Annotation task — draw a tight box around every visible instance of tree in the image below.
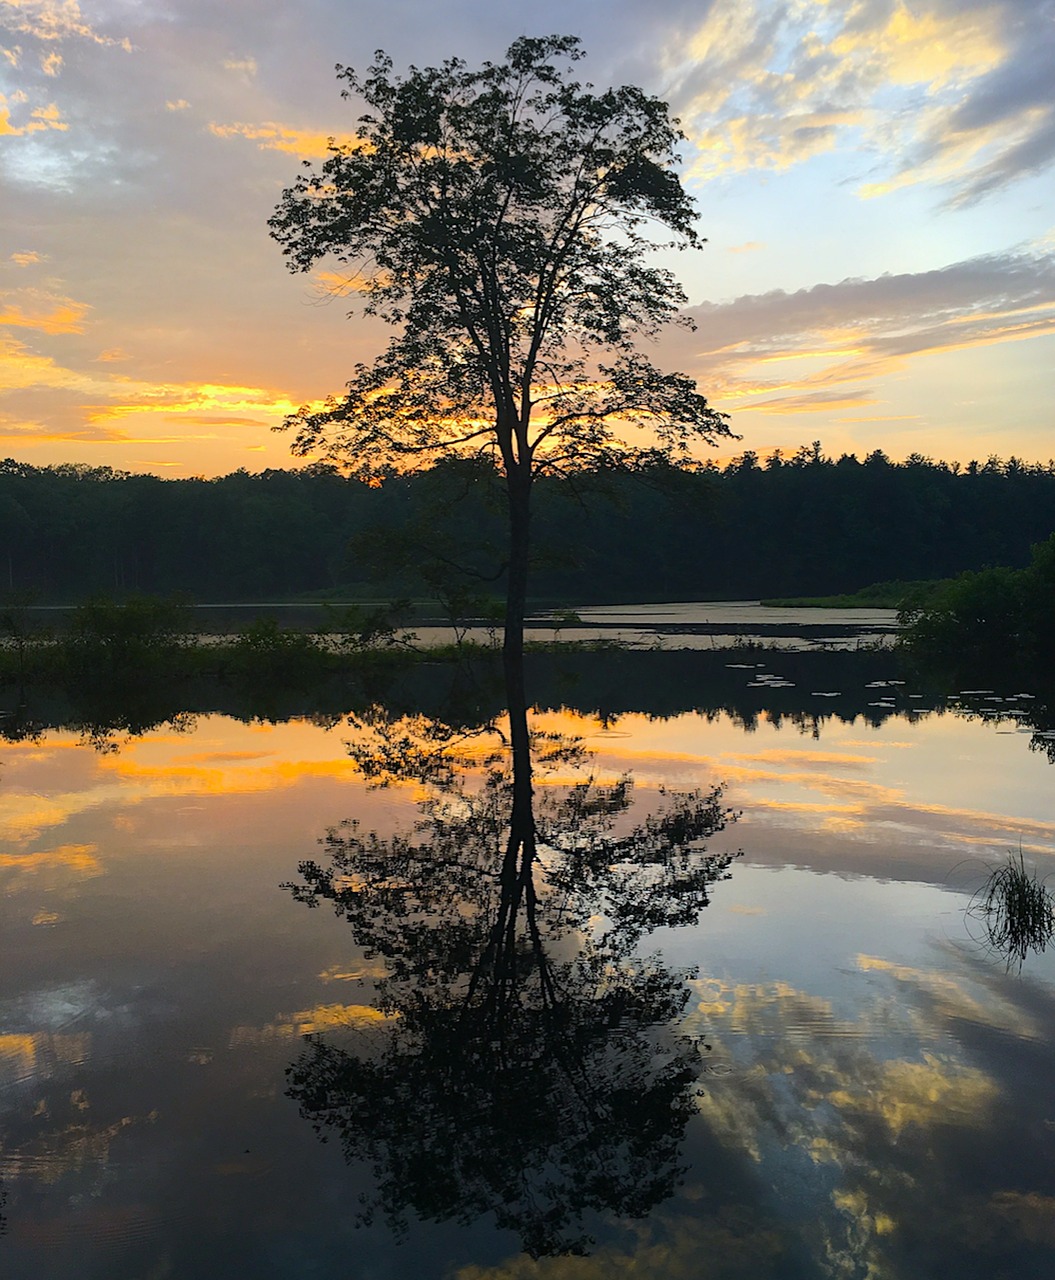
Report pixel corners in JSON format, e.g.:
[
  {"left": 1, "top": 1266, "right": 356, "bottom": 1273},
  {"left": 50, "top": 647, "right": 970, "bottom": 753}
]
[{"left": 269, "top": 34, "right": 734, "bottom": 732}]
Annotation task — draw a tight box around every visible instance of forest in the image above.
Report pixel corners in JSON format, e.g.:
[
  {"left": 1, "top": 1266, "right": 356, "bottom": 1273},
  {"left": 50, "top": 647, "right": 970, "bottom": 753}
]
[{"left": 1, "top": 445, "right": 1054, "bottom": 605}]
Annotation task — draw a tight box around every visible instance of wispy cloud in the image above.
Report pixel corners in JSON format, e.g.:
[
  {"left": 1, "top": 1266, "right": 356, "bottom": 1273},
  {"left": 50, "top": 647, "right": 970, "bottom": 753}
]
[
  {"left": 670, "top": 0, "right": 1054, "bottom": 205},
  {"left": 207, "top": 119, "right": 339, "bottom": 157},
  {"left": 222, "top": 55, "right": 258, "bottom": 79},
  {"left": 669, "top": 247, "right": 1055, "bottom": 414},
  {"left": 0, "top": 286, "right": 89, "bottom": 333},
  {"left": 0, "top": 0, "right": 132, "bottom": 51},
  {"left": 0, "top": 332, "right": 321, "bottom": 447}
]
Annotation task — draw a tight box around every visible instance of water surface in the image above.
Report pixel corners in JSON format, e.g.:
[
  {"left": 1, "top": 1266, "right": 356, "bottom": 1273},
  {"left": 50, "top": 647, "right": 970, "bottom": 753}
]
[{"left": 1, "top": 644, "right": 1053, "bottom": 1278}]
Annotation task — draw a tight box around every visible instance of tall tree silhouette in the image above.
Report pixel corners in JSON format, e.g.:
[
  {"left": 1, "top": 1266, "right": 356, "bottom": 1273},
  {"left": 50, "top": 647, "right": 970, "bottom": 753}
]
[{"left": 269, "top": 34, "right": 733, "bottom": 753}]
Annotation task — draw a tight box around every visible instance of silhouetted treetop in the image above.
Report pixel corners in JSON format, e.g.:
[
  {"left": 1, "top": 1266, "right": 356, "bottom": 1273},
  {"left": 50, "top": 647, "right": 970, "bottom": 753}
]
[{"left": 269, "top": 35, "right": 732, "bottom": 481}]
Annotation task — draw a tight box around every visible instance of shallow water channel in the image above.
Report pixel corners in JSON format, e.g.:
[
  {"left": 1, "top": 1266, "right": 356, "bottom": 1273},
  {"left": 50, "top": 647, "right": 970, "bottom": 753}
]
[{"left": 1, "top": 626, "right": 1054, "bottom": 1278}]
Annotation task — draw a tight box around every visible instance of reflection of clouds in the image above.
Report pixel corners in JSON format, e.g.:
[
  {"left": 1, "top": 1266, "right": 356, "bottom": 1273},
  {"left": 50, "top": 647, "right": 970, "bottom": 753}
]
[
  {"left": 451, "top": 1206, "right": 795, "bottom": 1278},
  {"left": 450, "top": 933, "right": 1021, "bottom": 1275},
  {"left": 989, "top": 1192, "right": 1055, "bottom": 1246},
  {"left": 505, "top": 708, "right": 1055, "bottom": 864},
  {"left": 0, "top": 796, "right": 83, "bottom": 841},
  {"left": 818, "top": 1050, "right": 997, "bottom": 1140},
  {"left": 679, "top": 966, "right": 1023, "bottom": 1276},
  {"left": 228, "top": 1003, "right": 391, "bottom": 1048},
  {"left": 856, "top": 954, "right": 1042, "bottom": 1041},
  {"left": 317, "top": 962, "right": 388, "bottom": 983},
  {"left": 724, "top": 749, "right": 879, "bottom": 768},
  {"left": 0, "top": 842, "right": 102, "bottom": 890},
  {"left": 0, "top": 1031, "right": 91, "bottom": 1090}
]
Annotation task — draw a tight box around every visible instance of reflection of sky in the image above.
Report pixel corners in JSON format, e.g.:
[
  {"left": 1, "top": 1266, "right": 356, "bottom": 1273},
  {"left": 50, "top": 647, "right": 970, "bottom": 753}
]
[
  {"left": 1, "top": 701, "right": 1054, "bottom": 1276},
  {"left": 536, "top": 706, "right": 1055, "bottom": 869}
]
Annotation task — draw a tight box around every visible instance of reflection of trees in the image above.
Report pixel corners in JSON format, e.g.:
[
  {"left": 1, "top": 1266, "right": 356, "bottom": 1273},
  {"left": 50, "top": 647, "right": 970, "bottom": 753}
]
[{"left": 284, "top": 695, "right": 738, "bottom": 1256}]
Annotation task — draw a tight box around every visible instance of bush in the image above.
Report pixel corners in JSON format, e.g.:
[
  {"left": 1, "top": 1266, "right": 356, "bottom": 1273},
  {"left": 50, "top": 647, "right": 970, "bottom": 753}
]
[
  {"left": 229, "top": 617, "right": 327, "bottom": 684},
  {"left": 63, "top": 594, "right": 190, "bottom": 677}
]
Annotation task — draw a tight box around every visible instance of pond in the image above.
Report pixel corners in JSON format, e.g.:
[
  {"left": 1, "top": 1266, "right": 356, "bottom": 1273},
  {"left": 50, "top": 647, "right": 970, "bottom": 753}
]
[{"left": 1, "top": 626, "right": 1054, "bottom": 1279}]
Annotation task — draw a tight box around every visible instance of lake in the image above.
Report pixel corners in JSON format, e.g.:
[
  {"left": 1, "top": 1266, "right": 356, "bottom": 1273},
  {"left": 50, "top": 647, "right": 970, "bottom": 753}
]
[{"left": 1, "top": 613, "right": 1053, "bottom": 1279}]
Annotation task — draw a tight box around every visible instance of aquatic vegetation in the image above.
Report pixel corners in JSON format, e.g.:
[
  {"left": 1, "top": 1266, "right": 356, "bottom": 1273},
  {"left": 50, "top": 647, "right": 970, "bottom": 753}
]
[{"left": 970, "top": 850, "right": 1055, "bottom": 971}]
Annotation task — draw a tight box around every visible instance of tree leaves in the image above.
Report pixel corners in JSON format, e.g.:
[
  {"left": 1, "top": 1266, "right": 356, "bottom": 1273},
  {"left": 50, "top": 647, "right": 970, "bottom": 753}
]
[{"left": 269, "top": 35, "right": 734, "bottom": 481}]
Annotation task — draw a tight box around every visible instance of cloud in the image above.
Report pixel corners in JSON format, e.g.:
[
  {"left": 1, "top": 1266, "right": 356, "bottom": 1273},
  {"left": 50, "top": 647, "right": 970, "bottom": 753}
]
[
  {"left": 8, "top": 250, "right": 44, "bottom": 267},
  {"left": 84, "top": 383, "right": 319, "bottom": 424},
  {"left": 0, "top": 286, "right": 90, "bottom": 334},
  {"left": 749, "top": 389, "right": 879, "bottom": 415},
  {"left": 207, "top": 119, "right": 341, "bottom": 157},
  {"left": 728, "top": 241, "right": 765, "bottom": 254},
  {"left": 0, "top": 0, "right": 132, "bottom": 52},
  {"left": 39, "top": 48, "right": 61, "bottom": 75},
  {"left": 0, "top": 334, "right": 325, "bottom": 452},
  {"left": 670, "top": 0, "right": 1054, "bottom": 205},
  {"left": 668, "top": 247, "right": 1055, "bottom": 415},
  {"left": 222, "top": 55, "right": 257, "bottom": 79},
  {"left": 165, "top": 98, "right": 190, "bottom": 112},
  {"left": 0, "top": 95, "right": 68, "bottom": 135}
]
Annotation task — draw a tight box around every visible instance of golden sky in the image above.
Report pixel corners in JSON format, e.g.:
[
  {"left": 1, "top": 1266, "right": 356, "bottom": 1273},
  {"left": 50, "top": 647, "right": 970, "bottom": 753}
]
[{"left": 1, "top": 0, "right": 1053, "bottom": 475}]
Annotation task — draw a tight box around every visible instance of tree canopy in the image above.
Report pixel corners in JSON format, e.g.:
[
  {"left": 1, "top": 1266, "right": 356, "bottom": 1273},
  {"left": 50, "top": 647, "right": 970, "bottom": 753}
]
[{"left": 268, "top": 34, "right": 733, "bottom": 482}]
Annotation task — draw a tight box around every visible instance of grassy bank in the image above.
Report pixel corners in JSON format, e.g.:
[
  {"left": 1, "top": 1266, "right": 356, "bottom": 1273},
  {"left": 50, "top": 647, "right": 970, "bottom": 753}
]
[{"left": 760, "top": 580, "right": 941, "bottom": 609}]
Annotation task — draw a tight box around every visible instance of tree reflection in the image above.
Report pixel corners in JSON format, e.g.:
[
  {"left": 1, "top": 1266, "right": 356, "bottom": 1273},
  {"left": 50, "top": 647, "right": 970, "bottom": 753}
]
[{"left": 283, "top": 682, "right": 738, "bottom": 1255}]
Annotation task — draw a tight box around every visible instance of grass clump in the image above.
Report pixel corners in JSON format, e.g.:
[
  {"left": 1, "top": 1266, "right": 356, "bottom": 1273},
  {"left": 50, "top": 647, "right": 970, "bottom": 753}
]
[{"left": 970, "top": 850, "right": 1055, "bottom": 971}]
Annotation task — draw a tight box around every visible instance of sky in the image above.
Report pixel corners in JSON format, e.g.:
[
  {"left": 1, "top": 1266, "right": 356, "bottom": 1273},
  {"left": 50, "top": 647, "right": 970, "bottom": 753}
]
[{"left": 1, "top": 0, "right": 1054, "bottom": 477}]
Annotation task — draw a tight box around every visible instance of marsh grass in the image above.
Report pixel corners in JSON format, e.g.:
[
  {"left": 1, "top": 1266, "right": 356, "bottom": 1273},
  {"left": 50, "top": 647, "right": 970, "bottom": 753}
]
[{"left": 970, "top": 849, "right": 1055, "bottom": 971}]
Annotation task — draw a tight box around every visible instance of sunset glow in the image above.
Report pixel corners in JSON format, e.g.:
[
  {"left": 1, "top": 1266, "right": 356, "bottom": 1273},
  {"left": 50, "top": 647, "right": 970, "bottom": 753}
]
[{"left": 0, "top": 0, "right": 1051, "bottom": 475}]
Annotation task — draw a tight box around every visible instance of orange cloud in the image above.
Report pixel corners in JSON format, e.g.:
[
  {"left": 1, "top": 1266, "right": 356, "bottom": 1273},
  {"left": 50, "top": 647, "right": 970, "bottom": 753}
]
[
  {"left": 0, "top": 0, "right": 133, "bottom": 51},
  {"left": 207, "top": 120, "right": 342, "bottom": 158},
  {"left": 0, "top": 95, "right": 67, "bottom": 135},
  {"left": 0, "top": 290, "right": 90, "bottom": 334}
]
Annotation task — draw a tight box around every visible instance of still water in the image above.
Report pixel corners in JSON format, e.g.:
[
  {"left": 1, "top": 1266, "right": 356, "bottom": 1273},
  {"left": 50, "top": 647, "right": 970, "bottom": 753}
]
[{"left": 1, "top": 641, "right": 1054, "bottom": 1279}]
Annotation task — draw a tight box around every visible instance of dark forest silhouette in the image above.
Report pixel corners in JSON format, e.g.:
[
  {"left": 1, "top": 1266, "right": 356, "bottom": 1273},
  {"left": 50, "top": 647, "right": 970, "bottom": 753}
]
[{"left": 1, "top": 448, "right": 1054, "bottom": 603}]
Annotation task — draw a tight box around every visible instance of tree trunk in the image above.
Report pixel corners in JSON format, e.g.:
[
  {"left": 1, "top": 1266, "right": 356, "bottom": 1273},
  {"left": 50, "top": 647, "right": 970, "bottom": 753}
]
[{"left": 503, "top": 464, "right": 532, "bottom": 816}]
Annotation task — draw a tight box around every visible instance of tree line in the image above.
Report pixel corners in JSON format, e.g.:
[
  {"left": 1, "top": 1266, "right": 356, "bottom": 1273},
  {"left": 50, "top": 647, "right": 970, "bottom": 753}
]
[{"left": 1, "top": 447, "right": 1053, "bottom": 604}]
